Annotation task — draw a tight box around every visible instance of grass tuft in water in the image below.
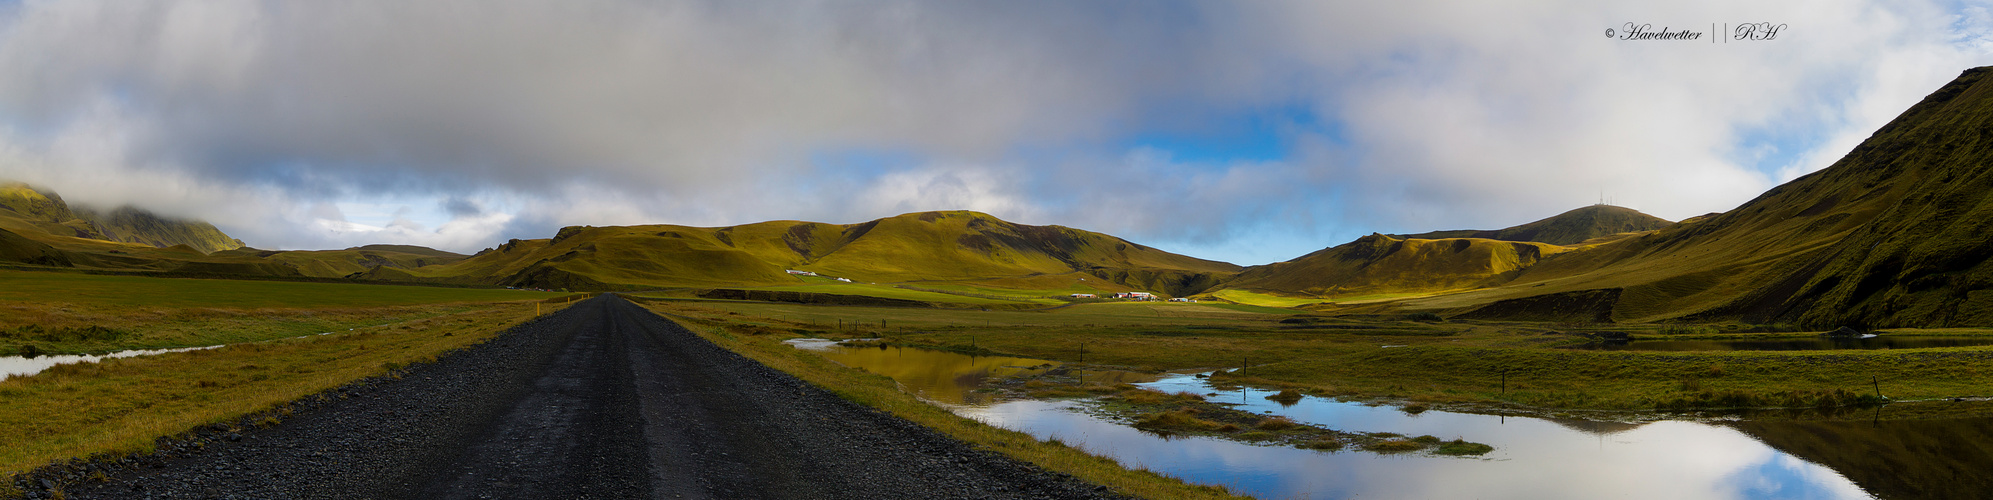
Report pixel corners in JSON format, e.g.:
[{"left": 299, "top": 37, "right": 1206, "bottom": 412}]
[
  {"left": 1435, "top": 439, "right": 1495, "bottom": 456},
  {"left": 1264, "top": 390, "right": 1304, "bottom": 405}
]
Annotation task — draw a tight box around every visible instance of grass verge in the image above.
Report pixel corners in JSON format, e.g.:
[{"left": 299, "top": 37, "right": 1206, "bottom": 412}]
[{"left": 0, "top": 301, "right": 565, "bottom": 480}]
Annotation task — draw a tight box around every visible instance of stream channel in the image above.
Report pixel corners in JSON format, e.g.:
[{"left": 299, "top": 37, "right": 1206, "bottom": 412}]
[
  {"left": 0, "top": 345, "right": 219, "bottom": 381},
  {"left": 0, "top": 326, "right": 380, "bottom": 381},
  {"left": 789, "top": 339, "right": 1993, "bottom": 499}
]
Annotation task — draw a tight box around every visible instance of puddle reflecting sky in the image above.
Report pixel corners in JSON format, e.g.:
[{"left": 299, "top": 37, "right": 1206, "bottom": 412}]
[
  {"left": 959, "top": 375, "right": 1874, "bottom": 500},
  {"left": 785, "top": 340, "right": 1990, "bottom": 499},
  {"left": 784, "top": 339, "right": 1057, "bottom": 405}
]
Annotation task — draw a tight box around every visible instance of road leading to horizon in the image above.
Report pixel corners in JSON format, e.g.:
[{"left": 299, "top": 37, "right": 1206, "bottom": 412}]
[{"left": 66, "top": 295, "right": 1124, "bottom": 499}]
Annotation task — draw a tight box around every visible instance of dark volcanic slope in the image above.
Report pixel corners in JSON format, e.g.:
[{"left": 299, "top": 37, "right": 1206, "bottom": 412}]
[{"left": 60, "top": 295, "right": 1123, "bottom": 500}]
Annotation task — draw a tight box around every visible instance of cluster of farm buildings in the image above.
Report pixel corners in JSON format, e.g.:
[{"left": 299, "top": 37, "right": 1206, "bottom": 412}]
[{"left": 1069, "top": 292, "right": 1194, "bottom": 302}]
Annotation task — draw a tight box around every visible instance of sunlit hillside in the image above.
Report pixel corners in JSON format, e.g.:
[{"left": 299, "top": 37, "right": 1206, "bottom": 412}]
[
  {"left": 374, "top": 210, "right": 1242, "bottom": 294},
  {"left": 1397, "top": 205, "right": 1673, "bottom": 246},
  {"left": 1330, "top": 66, "right": 1993, "bottom": 328}
]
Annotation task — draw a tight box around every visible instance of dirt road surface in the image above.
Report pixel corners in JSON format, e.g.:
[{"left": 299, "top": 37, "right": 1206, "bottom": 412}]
[{"left": 54, "top": 295, "right": 1126, "bottom": 499}]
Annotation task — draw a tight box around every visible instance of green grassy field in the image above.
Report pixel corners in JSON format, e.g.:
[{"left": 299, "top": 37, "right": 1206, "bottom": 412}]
[
  {"left": 731, "top": 279, "right": 1056, "bottom": 306},
  {"left": 0, "top": 269, "right": 557, "bottom": 308},
  {"left": 637, "top": 298, "right": 1286, "bottom": 333},
  {"left": 896, "top": 282, "right": 1081, "bottom": 303},
  {"left": 1208, "top": 289, "right": 1321, "bottom": 308},
  {"left": 0, "top": 270, "right": 570, "bottom": 355}
]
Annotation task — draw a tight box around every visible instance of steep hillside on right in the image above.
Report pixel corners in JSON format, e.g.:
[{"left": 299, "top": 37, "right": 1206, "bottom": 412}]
[
  {"left": 1740, "top": 65, "right": 1993, "bottom": 327},
  {"left": 1395, "top": 65, "right": 1993, "bottom": 327}
]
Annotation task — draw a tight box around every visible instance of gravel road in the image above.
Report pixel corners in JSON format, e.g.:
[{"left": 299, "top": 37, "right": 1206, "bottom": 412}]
[{"left": 45, "top": 295, "right": 1127, "bottom": 499}]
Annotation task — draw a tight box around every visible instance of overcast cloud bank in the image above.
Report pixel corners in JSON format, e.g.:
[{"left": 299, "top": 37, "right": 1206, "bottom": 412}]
[{"left": 0, "top": 0, "right": 1987, "bottom": 263}]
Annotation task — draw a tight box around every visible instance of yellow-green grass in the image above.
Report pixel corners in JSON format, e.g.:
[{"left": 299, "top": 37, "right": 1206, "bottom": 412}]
[
  {"left": 1196, "top": 302, "right": 1298, "bottom": 315},
  {"left": 639, "top": 301, "right": 1242, "bottom": 499},
  {"left": 0, "top": 301, "right": 563, "bottom": 478},
  {"left": 1209, "top": 289, "right": 1320, "bottom": 308},
  {"left": 1, "top": 302, "right": 495, "bottom": 356},
  {"left": 0, "top": 269, "right": 561, "bottom": 309},
  {"left": 729, "top": 281, "right": 1048, "bottom": 306},
  {"left": 0, "top": 270, "right": 570, "bottom": 355},
  {"left": 1323, "top": 291, "right": 1457, "bottom": 304},
  {"left": 635, "top": 299, "right": 1287, "bottom": 337},
  {"left": 1203, "top": 338, "right": 1993, "bottom": 411},
  {"left": 896, "top": 282, "right": 1084, "bottom": 303}
]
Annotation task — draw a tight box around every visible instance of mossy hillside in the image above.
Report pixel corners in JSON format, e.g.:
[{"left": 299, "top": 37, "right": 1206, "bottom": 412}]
[
  {"left": 0, "top": 183, "right": 242, "bottom": 254},
  {"left": 0, "top": 209, "right": 470, "bottom": 281},
  {"left": 1398, "top": 205, "right": 1674, "bottom": 246},
  {"left": 396, "top": 210, "right": 1241, "bottom": 293},
  {"left": 1496, "top": 65, "right": 1993, "bottom": 327},
  {"left": 211, "top": 247, "right": 469, "bottom": 278},
  {"left": 69, "top": 205, "right": 243, "bottom": 254},
  {"left": 1225, "top": 233, "right": 1567, "bottom": 299}
]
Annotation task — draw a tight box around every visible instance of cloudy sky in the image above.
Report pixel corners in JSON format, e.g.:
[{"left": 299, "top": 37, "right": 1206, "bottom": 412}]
[{"left": 1, "top": 1, "right": 1989, "bottom": 264}]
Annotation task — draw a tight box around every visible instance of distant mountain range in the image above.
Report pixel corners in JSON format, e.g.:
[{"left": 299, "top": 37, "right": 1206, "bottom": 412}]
[{"left": 9, "top": 66, "right": 1993, "bottom": 328}]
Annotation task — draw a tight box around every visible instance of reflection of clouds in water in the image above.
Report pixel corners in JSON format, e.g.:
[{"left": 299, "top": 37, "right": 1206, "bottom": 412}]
[
  {"left": 958, "top": 376, "right": 1871, "bottom": 500},
  {"left": 1725, "top": 454, "right": 1871, "bottom": 500},
  {"left": 804, "top": 348, "right": 1876, "bottom": 499}
]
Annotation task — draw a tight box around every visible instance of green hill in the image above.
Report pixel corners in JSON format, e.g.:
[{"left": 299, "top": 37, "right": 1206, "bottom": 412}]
[
  {"left": 207, "top": 246, "right": 470, "bottom": 278},
  {"left": 1222, "top": 233, "right": 1570, "bottom": 299},
  {"left": 0, "top": 182, "right": 474, "bottom": 280},
  {"left": 347, "top": 244, "right": 468, "bottom": 259},
  {"left": 0, "top": 183, "right": 243, "bottom": 254},
  {"left": 1398, "top": 205, "right": 1673, "bottom": 245},
  {"left": 391, "top": 211, "right": 1241, "bottom": 294}
]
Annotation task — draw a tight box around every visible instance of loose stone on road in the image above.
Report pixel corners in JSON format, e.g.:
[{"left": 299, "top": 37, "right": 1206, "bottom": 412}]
[{"left": 64, "top": 295, "right": 1125, "bottom": 499}]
